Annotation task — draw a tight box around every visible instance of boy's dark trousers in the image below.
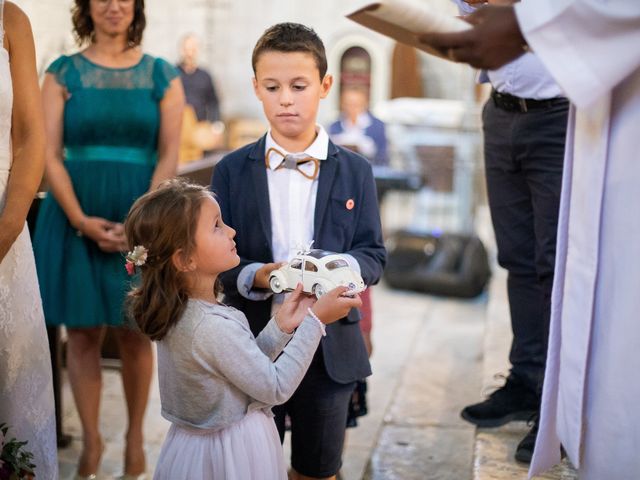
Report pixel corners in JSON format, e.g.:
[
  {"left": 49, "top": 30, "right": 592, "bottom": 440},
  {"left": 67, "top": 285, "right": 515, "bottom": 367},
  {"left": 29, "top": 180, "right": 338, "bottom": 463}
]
[{"left": 272, "top": 349, "right": 356, "bottom": 477}]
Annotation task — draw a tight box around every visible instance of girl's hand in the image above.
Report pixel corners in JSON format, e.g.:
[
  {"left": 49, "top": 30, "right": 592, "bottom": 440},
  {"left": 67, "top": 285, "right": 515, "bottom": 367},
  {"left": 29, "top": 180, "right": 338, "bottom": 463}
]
[
  {"left": 275, "top": 283, "right": 315, "bottom": 333},
  {"left": 311, "top": 286, "right": 363, "bottom": 325}
]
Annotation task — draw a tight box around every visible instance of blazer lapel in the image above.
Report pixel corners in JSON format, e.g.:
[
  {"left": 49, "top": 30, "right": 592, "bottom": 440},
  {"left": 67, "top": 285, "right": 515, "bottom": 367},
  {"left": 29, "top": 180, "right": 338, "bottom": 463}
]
[
  {"left": 314, "top": 141, "right": 339, "bottom": 237},
  {"left": 248, "top": 136, "right": 273, "bottom": 252}
]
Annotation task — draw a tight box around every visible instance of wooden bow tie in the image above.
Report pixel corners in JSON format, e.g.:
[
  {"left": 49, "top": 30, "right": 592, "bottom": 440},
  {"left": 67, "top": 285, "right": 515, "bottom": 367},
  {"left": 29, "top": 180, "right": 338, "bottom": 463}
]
[{"left": 266, "top": 147, "right": 319, "bottom": 180}]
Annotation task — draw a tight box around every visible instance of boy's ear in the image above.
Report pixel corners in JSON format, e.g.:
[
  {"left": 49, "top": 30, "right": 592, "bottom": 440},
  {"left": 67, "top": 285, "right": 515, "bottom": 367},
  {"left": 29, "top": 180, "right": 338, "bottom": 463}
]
[
  {"left": 171, "top": 248, "right": 195, "bottom": 273},
  {"left": 320, "top": 74, "right": 333, "bottom": 99},
  {"left": 252, "top": 77, "right": 260, "bottom": 99}
]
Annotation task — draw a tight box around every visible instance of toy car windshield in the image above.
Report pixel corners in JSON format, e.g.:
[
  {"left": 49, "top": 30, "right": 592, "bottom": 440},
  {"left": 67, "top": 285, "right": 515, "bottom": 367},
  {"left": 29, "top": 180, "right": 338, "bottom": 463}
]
[{"left": 325, "top": 259, "right": 349, "bottom": 270}]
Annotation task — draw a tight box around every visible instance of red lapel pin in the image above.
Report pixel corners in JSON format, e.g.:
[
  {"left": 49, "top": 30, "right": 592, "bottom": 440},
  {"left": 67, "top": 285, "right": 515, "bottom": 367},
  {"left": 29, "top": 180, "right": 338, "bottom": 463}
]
[{"left": 346, "top": 198, "right": 355, "bottom": 210}]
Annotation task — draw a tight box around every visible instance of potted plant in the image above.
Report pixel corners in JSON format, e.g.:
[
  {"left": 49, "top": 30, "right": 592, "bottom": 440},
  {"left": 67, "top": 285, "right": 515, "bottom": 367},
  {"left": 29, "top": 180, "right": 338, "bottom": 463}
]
[{"left": 0, "top": 423, "right": 35, "bottom": 480}]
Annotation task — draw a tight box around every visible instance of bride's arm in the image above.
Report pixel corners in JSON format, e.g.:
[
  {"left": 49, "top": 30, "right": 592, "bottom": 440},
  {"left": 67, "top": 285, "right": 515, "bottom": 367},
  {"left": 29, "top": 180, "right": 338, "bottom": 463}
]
[{"left": 0, "top": 2, "right": 45, "bottom": 262}]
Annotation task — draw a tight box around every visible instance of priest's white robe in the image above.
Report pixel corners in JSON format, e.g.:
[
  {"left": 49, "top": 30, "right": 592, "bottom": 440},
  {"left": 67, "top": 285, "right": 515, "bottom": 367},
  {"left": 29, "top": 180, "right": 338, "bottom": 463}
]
[{"left": 514, "top": 1, "right": 640, "bottom": 478}]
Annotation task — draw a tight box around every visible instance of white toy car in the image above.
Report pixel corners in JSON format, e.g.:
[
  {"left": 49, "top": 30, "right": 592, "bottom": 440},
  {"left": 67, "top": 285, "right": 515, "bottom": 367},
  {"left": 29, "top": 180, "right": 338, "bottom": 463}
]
[{"left": 269, "top": 249, "right": 366, "bottom": 298}]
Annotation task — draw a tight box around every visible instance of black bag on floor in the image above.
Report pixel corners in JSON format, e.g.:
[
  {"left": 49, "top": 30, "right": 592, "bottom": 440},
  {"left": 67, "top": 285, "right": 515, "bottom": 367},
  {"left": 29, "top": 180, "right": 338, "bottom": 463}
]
[{"left": 384, "top": 230, "right": 491, "bottom": 298}]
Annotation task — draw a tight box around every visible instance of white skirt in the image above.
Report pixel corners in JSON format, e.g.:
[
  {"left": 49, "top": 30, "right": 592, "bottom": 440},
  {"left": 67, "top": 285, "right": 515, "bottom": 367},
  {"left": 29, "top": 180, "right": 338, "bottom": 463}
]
[{"left": 153, "top": 410, "right": 287, "bottom": 480}]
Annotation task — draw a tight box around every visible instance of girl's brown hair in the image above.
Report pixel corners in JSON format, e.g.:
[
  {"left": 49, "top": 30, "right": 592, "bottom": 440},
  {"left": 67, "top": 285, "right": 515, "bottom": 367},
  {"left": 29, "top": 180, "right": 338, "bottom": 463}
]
[
  {"left": 124, "top": 179, "right": 218, "bottom": 341},
  {"left": 72, "top": 0, "right": 146, "bottom": 47}
]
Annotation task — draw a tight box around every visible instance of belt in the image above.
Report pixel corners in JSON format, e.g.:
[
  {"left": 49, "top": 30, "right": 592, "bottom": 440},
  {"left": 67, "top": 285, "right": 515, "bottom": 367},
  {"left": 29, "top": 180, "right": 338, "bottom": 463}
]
[
  {"left": 491, "top": 89, "right": 568, "bottom": 113},
  {"left": 64, "top": 146, "right": 157, "bottom": 165}
]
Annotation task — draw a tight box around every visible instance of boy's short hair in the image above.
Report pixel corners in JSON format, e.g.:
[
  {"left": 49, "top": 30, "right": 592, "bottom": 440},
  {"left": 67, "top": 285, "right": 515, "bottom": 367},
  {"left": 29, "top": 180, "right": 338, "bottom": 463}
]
[{"left": 252, "top": 23, "right": 328, "bottom": 78}]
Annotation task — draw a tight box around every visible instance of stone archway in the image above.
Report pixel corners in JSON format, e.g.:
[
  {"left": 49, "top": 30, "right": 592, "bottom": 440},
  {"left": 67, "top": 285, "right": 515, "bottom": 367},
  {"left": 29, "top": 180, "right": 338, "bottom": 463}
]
[{"left": 326, "top": 35, "right": 389, "bottom": 121}]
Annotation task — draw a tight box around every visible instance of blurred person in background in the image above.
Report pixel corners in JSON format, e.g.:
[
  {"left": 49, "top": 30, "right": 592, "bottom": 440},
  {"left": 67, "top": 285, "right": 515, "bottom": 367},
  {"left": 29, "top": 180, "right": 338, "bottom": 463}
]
[
  {"left": 328, "top": 86, "right": 388, "bottom": 167},
  {"left": 177, "top": 33, "right": 222, "bottom": 124},
  {"left": 177, "top": 33, "right": 224, "bottom": 162},
  {"left": 0, "top": 1, "right": 58, "bottom": 478},
  {"left": 328, "top": 86, "right": 388, "bottom": 436},
  {"left": 32, "top": 0, "right": 184, "bottom": 478}
]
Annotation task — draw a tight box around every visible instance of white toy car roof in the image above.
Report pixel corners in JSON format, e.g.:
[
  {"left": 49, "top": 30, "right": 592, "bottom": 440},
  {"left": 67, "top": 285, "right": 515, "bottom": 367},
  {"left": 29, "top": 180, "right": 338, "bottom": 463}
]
[
  {"left": 299, "top": 249, "right": 337, "bottom": 259},
  {"left": 295, "top": 249, "right": 348, "bottom": 264}
]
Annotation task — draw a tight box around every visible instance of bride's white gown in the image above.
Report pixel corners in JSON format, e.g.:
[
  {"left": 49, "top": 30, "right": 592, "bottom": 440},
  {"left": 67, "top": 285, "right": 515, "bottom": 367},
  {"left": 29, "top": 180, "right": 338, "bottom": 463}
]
[{"left": 0, "top": 3, "right": 58, "bottom": 478}]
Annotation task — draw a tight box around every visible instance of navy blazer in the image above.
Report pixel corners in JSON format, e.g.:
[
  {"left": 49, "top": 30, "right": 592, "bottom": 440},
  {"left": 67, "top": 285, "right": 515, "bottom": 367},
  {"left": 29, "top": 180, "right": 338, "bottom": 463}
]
[{"left": 211, "top": 135, "right": 386, "bottom": 383}]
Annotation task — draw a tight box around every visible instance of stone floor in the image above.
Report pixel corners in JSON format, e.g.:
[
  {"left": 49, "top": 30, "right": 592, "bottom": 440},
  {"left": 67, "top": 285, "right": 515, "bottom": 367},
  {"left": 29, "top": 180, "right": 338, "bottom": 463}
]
[
  {"left": 56, "top": 272, "right": 576, "bottom": 480},
  {"left": 56, "top": 201, "right": 577, "bottom": 479}
]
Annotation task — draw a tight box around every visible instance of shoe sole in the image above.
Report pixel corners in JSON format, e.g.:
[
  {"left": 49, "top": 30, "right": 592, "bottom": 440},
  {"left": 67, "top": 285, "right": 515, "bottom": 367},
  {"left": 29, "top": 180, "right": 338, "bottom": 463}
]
[
  {"left": 515, "top": 449, "right": 533, "bottom": 464},
  {"left": 460, "top": 409, "right": 536, "bottom": 428}
]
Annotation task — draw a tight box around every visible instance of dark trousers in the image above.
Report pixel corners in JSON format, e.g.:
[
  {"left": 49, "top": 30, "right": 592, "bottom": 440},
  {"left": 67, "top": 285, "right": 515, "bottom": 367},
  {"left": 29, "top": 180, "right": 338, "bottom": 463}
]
[
  {"left": 483, "top": 98, "right": 569, "bottom": 393},
  {"left": 273, "top": 348, "right": 355, "bottom": 478}
]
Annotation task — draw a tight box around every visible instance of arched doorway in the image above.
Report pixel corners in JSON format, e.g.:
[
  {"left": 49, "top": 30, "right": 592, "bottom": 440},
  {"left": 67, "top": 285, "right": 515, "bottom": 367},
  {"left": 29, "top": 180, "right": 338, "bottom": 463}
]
[{"left": 339, "top": 46, "right": 372, "bottom": 104}]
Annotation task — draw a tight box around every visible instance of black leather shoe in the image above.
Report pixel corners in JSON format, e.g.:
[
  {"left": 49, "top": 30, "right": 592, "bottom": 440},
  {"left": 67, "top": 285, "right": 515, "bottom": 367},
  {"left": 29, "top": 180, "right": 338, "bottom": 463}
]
[
  {"left": 460, "top": 374, "right": 538, "bottom": 427},
  {"left": 515, "top": 414, "right": 539, "bottom": 464}
]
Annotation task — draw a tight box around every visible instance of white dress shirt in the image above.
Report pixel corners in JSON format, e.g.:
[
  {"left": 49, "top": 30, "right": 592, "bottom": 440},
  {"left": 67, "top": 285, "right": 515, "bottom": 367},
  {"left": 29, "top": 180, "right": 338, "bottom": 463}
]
[
  {"left": 454, "top": 0, "right": 564, "bottom": 99},
  {"left": 237, "top": 126, "right": 327, "bottom": 304},
  {"left": 265, "top": 127, "right": 329, "bottom": 264},
  {"left": 236, "top": 126, "right": 362, "bottom": 304}
]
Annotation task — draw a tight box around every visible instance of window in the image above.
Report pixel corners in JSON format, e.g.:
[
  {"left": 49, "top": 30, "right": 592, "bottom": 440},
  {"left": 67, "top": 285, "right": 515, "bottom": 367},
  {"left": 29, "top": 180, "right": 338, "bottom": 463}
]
[
  {"left": 325, "top": 259, "right": 348, "bottom": 270},
  {"left": 290, "top": 259, "right": 302, "bottom": 270},
  {"left": 305, "top": 261, "right": 318, "bottom": 272}
]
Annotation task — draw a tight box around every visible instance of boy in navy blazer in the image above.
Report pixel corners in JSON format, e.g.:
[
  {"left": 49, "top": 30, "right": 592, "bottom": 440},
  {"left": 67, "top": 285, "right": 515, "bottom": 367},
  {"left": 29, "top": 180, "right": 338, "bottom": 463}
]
[{"left": 211, "top": 23, "right": 386, "bottom": 480}]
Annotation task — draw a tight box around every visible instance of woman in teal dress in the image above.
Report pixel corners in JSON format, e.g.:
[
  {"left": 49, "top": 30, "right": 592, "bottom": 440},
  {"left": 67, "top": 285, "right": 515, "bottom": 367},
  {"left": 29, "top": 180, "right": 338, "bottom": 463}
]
[{"left": 33, "top": 0, "right": 184, "bottom": 478}]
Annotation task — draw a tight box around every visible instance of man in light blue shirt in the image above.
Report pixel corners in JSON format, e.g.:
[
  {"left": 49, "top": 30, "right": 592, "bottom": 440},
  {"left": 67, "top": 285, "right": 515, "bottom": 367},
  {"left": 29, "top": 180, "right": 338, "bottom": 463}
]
[{"left": 451, "top": 0, "right": 569, "bottom": 464}]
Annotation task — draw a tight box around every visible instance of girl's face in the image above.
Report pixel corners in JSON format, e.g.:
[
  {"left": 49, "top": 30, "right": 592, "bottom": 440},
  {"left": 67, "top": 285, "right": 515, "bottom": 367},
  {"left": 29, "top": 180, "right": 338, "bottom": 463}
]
[
  {"left": 89, "top": 0, "right": 135, "bottom": 37},
  {"left": 189, "top": 197, "right": 239, "bottom": 278}
]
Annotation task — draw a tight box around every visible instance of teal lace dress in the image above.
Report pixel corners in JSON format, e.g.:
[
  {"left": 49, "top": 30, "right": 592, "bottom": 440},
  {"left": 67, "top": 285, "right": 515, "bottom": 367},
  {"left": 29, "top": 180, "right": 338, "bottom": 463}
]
[{"left": 33, "top": 53, "right": 179, "bottom": 328}]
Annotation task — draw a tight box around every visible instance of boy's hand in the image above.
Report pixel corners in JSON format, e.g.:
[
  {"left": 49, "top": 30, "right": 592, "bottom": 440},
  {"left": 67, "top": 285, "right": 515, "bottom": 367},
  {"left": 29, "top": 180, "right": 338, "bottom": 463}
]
[
  {"left": 275, "top": 283, "right": 316, "bottom": 333},
  {"left": 311, "top": 286, "right": 362, "bottom": 325},
  {"left": 254, "top": 262, "right": 286, "bottom": 289}
]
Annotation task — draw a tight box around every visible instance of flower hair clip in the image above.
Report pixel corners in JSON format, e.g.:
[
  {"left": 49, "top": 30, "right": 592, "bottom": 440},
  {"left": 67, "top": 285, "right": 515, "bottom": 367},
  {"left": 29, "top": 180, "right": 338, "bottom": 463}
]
[{"left": 125, "top": 245, "right": 148, "bottom": 276}]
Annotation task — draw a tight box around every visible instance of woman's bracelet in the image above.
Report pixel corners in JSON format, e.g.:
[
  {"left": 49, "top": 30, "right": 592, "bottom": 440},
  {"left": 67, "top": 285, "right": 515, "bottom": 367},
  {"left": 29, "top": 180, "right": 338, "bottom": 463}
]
[
  {"left": 307, "top": 308, "right": 326, "bottom": 337},
  {"left": 74, "top": 217, "right": 86, "bottom": 237}
]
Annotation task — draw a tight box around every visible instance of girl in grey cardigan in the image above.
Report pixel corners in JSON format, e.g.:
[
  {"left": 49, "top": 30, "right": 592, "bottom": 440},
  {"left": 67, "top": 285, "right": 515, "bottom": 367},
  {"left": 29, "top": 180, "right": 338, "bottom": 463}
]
[{"left": 124, "top": 180, "right": 361, "bottom": 480}]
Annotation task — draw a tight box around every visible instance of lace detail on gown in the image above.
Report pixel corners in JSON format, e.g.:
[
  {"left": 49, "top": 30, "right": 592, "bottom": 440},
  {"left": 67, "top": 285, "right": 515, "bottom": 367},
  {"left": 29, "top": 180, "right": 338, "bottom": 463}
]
[{"left": 0, "top": 1, "right": 59, "bottom": 477}]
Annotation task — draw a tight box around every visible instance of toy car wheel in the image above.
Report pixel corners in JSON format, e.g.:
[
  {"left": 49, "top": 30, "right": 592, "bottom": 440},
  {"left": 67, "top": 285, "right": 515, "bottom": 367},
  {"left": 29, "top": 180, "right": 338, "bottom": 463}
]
[
  {"left": 270, "top": 275, "right": 284, "bottom": 294},
  {"left": 312, "top": 283, "right": 326, "bottom": 299}
]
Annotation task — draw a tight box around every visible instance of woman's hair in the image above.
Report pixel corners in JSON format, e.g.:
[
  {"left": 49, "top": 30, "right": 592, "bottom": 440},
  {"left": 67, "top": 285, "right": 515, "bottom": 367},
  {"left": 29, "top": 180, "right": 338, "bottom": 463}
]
[
  {"left": 72, "top": 0, "right": 146, "bottom": 47},
  {"left": 124, "top": 179, "right": 218, "bottom": 341}
]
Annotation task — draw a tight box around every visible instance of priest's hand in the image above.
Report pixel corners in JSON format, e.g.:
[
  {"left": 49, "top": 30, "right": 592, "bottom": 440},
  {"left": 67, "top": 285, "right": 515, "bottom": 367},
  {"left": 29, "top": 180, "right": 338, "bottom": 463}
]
[{"left": 417, "top": 5, "right": 528, "bottom": 70}]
